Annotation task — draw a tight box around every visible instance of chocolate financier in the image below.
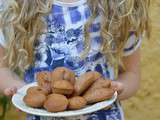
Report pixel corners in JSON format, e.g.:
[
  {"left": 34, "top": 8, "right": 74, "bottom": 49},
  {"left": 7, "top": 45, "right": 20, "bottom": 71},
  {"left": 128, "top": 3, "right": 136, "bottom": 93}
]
[
  {"left": 52, "top": 80, "right": 74, "bottom": 95},
  {"left": 68, "top": 96, "right": 87, "bottom": 110},
  {"left": 44, "top": 94, "right": 68, "bottom": 112},
  {"left": 36, "top": 71, "right": 52, "bottom": 93},
  {"left": 83, "top": 88, "right": 114, "bottom": 104},
  {"left": 51, "top": 67, "right": 75, "bottom": 84},
  {"left": 23, "top": 92, "right": 46, "bottom": 108},
  {"left": 74, "top": 71, "right": 101, "bottom": 96}
]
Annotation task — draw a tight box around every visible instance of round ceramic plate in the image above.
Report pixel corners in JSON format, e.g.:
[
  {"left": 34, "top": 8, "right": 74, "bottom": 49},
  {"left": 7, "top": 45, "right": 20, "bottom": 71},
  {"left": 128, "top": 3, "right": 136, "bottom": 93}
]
[{"left": 12, "top": 82, "right": 117, "bottom": 117}]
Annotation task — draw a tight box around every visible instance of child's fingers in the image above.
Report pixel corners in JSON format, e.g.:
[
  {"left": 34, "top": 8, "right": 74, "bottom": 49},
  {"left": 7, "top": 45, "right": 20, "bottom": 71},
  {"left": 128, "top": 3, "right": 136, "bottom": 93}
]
[
  {"left": 10, "top": 87, "right": 17, "bottom": 94},
  {"left": 4, "top": 88, "right": 11, "bottom": 96},
  {"left": 4, "top": 87, "right": 17, "bottom": 97},
  {"left": 110, "top": 81, "right": 124, "bottom": 94},
  {"left": 4, "top": 89, "right": 15, "bottom": 97}
]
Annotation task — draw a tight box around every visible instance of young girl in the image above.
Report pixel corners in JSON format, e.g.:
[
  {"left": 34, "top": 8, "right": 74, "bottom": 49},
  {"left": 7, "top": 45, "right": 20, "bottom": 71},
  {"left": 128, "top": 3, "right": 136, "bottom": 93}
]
[{"left": 0, "top": 0, "right": 150, "bottom": 120}]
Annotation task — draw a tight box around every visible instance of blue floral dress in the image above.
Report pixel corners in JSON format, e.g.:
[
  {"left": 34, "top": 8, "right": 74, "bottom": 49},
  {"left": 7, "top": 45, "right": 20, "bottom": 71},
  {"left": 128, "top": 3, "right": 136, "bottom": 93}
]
[{"left": 0, "top": 0, "right": 142, "bottom": 120}]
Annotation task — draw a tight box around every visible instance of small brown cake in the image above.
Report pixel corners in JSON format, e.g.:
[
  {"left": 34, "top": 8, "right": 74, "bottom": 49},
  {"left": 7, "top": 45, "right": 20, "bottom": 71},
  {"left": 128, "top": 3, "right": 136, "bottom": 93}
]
[
  {"left": 83, "top": 78, "right": 111, "bottom": 95},
  {"left": 68, "top": 96, "right": 87, "bottom": 110},
  {"left": 27, "top": 86, "right": 49, "bottom": 96},
  {"left": 51, "top": 67, "right": 75, "bottom": 84},
  {"left": 74, "top": 72, "right": 97, "bottom": 95},
  {"left": 89, "top": 71, "right": 102, "bottom": 80},
  {"left": 52, "top": 80, "right": 74, "bottom": 95},
  {"left": 36, "top": 71, "right": 52, "bottom": 93},
  {"left": 23, "top": 92, "right": 46, "bottom": 108},
  {"left": 83, "top": 88, "right": 114, "bottom": 104},
  {"left": 36, "top": 71, "right": 52, "bottom": 82},
  {"left": 44, "top": 94, "right": 68, "bottom": 112}
]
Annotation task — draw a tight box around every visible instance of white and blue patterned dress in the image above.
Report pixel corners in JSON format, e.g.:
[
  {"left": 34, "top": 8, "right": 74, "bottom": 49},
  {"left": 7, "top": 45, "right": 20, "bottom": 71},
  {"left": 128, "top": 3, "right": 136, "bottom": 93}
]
[{"left": 0, "top": 0, "right": 142, "bottom": 120}]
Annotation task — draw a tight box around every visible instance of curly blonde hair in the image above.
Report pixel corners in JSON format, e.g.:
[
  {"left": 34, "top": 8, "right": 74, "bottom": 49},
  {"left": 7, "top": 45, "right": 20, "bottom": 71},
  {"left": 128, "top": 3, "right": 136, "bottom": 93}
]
[{"left": 0, "top": 0, "right": 150, "bottom": 74}]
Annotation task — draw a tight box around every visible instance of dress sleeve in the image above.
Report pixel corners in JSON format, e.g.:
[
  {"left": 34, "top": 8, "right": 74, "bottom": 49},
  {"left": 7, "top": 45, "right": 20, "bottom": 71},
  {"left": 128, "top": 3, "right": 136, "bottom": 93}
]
[{"left": 123, "top": 31, "right": 143, "bottom": 56}]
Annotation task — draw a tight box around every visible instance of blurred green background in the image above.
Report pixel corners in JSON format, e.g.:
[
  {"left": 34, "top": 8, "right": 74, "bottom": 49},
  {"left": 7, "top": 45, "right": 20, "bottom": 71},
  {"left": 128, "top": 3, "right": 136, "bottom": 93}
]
[{"left": 0, "top": 0, "right": 160, "bottom": 120}]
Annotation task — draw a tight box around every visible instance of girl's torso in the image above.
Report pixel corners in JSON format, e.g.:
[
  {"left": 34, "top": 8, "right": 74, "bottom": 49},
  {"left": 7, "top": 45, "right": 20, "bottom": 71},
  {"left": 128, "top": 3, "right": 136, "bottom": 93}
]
[
  {"left": 24, "top": 0, "right": 125, "bottom": 120},
  {"left": 24, "top": 0, "right": 115, "bottom": 83}
]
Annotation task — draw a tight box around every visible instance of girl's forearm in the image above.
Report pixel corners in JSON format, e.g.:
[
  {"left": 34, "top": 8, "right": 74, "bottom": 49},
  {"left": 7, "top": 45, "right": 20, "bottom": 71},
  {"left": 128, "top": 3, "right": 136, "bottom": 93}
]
[
  {"left": 117, "top": 71, "right": 140, "bottom": 100},
  {"left": 0, "top": 67, "right": 25, "bottom": 94}
]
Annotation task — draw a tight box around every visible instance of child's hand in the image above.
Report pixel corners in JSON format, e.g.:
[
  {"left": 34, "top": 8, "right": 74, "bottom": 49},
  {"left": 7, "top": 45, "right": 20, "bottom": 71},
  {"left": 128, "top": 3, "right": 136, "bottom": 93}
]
[
  {"left": 3, "top": 82, "right": 25, "bottom": 97},
  {"left": 110, "top": 81, "right": 124, "bottom": 95},
  {"left": 4, "top": 85, "right": 24, "bottom": 112},
  {"left": 3, "top": 86, "right": 18, "bottom": 97}
]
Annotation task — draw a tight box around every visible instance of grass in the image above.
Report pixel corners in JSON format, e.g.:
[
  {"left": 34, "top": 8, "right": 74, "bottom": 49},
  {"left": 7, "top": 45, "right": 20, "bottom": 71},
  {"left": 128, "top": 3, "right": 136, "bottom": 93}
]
[{"left": 0, "top": 96, "right": 9, "bottom": 120}]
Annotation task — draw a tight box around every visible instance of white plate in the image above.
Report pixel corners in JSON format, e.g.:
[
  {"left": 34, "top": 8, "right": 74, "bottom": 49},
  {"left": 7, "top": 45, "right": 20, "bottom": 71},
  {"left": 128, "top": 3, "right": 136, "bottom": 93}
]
[{"left": 12, "top": 82, "right": 117, "bottom": 117}]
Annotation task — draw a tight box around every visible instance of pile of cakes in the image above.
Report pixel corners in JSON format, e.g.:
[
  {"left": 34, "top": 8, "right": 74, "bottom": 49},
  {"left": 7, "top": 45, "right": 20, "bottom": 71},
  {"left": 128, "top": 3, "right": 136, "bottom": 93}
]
[{"left": 23, "top": 67, "right": 114, "bottom": 112}]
